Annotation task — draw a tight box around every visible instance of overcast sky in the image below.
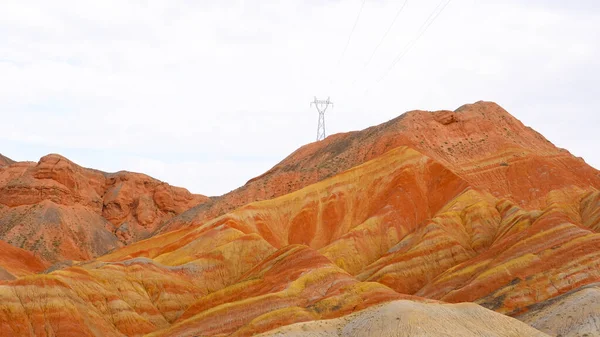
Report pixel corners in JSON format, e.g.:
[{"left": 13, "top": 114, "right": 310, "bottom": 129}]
[{"left": 1, "top": 0, "right": 599, "bottom": 196}]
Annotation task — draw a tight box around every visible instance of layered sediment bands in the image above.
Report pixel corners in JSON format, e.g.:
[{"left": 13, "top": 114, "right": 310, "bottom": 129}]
[
  {"left": 158, "top": 101, "right": 600, "bottom": 234},
  {"left": 0, "top": 222, "right": 277, "bottom": 336},
  {"left": 354, "top": 189, "right": 547, "bottom": 295},
  {"left": 0, "top": 263, "right": 200, "bottom": 336},
  {"left": 257, "top": 300, "right": 549, "bottom": 337},
  {"left": 97, "top": 223, "right": 278, "bottom": 295},
  {"left": 93, "top": 133, "right": 600, "bottom": 335},
  {"left": 104, "top": 146, "right": 470, "bottom": 277},
  {"left": 1, "top": 101, "right": 600, "bottom": 336},
  {"left": 355, "top": 190, "right": 494, "bottom": 294},
  {"left": 0, "top": 154, "right": 208, "bottom": 261},
  {"left": 147, "top": 245, "right": 416, "bottom": 337},
  {"left": 581, "top": 190, "right": 600, "bottom": 231},
  {"left": 0, "top": 240, "right": 49, "bottom": 280},
  {"left": 416, "top": 192, "right": 600, "bottom": 315},
  {"left": 0, "top": 225, "right": 410, "bottom": 336}
]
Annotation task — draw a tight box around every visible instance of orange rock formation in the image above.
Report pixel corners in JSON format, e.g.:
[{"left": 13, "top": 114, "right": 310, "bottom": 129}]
[
  {"left": 0, "top": 101, "right": 599, "bottom": 336},
  {"left": 0, "top": 239, "right": 49, "bottom": 280},
  {"left": 0, "top": 154, "right": 208, "bottom": 262},
  {"left": 158, "top": 101, "right": 600, "bottom": 234}
]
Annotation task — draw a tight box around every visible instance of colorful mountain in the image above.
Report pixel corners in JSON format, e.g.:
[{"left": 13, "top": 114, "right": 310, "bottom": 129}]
[{"left": 0, "top": 101, "right": 599, "bottom": 336}]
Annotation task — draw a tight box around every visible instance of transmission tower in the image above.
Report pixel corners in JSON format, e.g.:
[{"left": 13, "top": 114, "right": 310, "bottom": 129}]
[{"left": 310, "top": 97, "right": 333, "bottom": 141}]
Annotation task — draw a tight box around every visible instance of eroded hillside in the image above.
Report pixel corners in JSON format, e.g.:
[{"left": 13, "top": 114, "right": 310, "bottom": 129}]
[
  {"left": 0, "top": 154, "right": 208, "bottom": 263},
  {"left": 158, "top": 101, "right": 600, "bottom": 234},
  {"left": 0, "top": 101, "right": 599, "bottom": 336}
]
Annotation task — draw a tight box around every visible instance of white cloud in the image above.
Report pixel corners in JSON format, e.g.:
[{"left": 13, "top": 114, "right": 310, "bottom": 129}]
[{"left": 1, "top": 0, "right": 599, "bottom": 195}]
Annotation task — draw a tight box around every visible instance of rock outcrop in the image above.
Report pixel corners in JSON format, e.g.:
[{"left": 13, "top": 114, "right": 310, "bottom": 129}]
[{"left": 0, "top": 154, "right": 208, "bottom": 262}]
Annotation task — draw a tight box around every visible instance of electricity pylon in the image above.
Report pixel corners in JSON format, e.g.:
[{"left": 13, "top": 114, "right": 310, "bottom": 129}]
[{"left": 310, "top": 97, "right": 333, "bottom": 141}]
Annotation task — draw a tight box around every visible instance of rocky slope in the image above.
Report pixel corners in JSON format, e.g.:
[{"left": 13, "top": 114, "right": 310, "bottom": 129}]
[
  {"left": 0, "top": 101, "right": 599, "bottom": 336},
  {"left": 96, "top": 147, "right": 600, "bottom": 336},
  {"left": 257, "top": 300, "right": 549, "bottom": 337},
  {"left": 158, "top": 101, "right": 600, "bottom": 234},
  {"left": 0, "top": 154, "right": 14, "bottom": 167},
  {"left": 0, "top": 142, "right": 545, "bottom": 336},
  {"left": 0, "top": 154, "right": 208, "bottom": 262},
  {"left": 0, "top": 239, "right": 49, "bottom": 280},
  {"left": 517, "top": 283, "right": 600, "bottom": 337}
]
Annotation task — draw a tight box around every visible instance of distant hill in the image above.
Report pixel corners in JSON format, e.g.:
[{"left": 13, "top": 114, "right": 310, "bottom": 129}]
[{"left": 0, "top": 154, "right": 208, "bottom": 262}]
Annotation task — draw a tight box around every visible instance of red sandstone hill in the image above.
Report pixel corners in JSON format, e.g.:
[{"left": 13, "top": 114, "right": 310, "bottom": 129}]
[
  {"left": 0, "top": 154, "right": 208, "bottom": 263},
  {"left": 0, "top": 101, "right": 599, "bottom": 336}
]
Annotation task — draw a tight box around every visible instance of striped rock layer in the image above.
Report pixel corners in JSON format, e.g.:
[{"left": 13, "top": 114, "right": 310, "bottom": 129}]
[{"left": 0, "top": 101, "right": 599, "bottom": 336}]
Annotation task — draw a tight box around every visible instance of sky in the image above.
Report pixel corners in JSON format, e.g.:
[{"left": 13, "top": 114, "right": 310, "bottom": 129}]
[{"left": 1, "top": 0, "right": 599, "bottom": 196}]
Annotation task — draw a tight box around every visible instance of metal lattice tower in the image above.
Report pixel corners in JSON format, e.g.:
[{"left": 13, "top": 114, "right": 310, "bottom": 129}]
[{"left": 310, "top": 97, "right": 333, "bottom": 141}]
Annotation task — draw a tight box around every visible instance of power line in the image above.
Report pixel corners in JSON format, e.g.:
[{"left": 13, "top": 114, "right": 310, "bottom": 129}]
[
  {"left": 336, "top": 0, "right": 367, "bottom": 66},
  {"left": 320, "top": 0, "right": 365, "bottom": 137},
  {"left": 361, "top": 0, "right": 409, "bottom": 73},
  {"left": 377, "top": 0, "right": 451, "bottom": 83},
  {"left": 368, "top": 0, "right": 452, "bottom": 91}
]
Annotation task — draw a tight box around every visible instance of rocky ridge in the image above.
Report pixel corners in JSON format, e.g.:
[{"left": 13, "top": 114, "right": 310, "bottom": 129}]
[
  {"left": 157, "top": 101, "right": 600, "bottom": 234},
  {"left": 0, "top": 101, "right": 599, "bottom": 336},
  {"left": 0, "top": 154, "right": 208, "bottom": 262}
]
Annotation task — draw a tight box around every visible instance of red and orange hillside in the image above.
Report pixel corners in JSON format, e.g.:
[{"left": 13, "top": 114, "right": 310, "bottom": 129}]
[
  {"left": 0, "top": 101, "right": 598, "bottom": 336},
  {"left": 0, "top": 154, "right": 208, "bottom": 263}
]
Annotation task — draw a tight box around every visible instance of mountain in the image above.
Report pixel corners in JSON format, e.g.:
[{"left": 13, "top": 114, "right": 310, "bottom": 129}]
[
  {"left": 157, "top": 101, "right": 600, "bottom": 234},
  {"left": 0, "top": 154, "right": 208, "bottom": 263},
  {"left": 0, "top": 101, "right": 599, "bottom": 336}
]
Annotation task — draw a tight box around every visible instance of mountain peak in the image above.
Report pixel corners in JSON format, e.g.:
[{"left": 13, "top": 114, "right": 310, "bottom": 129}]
[{"left": 157, "top": 101, "right": 600, "bottom": 236}]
